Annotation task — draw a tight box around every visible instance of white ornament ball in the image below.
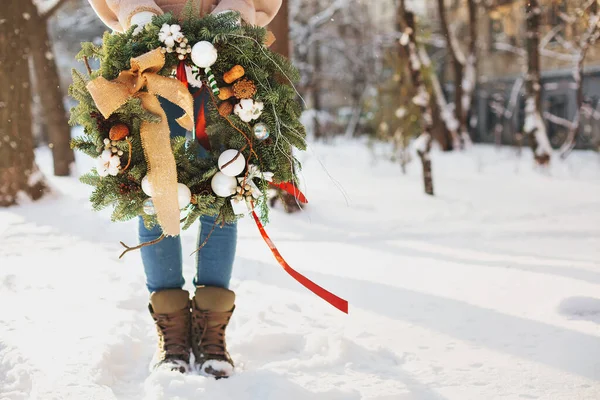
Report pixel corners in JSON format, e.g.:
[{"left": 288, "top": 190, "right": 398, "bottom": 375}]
[
  {"left": 177, "top": 183, "right": 192, "bottom": 209},
  {"left": 141, "top": 175, "right": 153, "bottom": 196},
  {"left": 191, "top": 41, "right": 218, "bottom": 68},
  {"left": 218, "top": 149, "right": 246, "bottom": 177},
  {"left": 143, "top": 198, "right": 156, "bottom": 215},
  {"left": 211, "top": 172, "right": 238, "bottom": 197}
]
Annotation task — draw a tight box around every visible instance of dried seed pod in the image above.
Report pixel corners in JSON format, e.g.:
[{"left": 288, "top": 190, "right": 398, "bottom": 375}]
[
  {"left": 218, "top": 102, "right": 234, "bottom": 117},
  {"left": 109, "top": 123, "right": 129, "bottom": 141},
  {"left": 218, "top": 86, "right": 235, "bottom": 100},
  {"left": 223, "top": 65, "right": 245, "bottom": 84}
]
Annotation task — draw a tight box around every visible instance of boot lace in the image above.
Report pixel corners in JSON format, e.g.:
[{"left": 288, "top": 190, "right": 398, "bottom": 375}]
[
  {"left": 192, "top": 308, "right": 233, "bottom": 359},
  {"left": 154, "top": 308, "right": 190, "bottom": 359}
]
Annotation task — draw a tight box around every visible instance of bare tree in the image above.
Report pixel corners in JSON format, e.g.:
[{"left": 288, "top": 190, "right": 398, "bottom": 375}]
[
  {"left": 436, "top": 0, "right": 478, "bottom": 149},
  {"left": 29, "top": 0, "right": 75, "bottom": 176},
  {"left": 555, "top": 1, "right": 600, "bottom": 158},
  {"left": 397, "top": 5, "right": 434, "bottom": 195},
  {"left": 290, "top": 0, "right": 374, "bottom": 139},
  {"left": 0, "top": 0, "right": 48, "bottom": 206},
  {"left": 524, "top": 0, "right": 552, "bottom": 165}
]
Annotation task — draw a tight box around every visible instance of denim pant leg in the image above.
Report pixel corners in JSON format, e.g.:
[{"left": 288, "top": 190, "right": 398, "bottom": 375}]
[
  {"left": 194, "top": 214, "right": 238, "bottom": 289},
  {"left": 139, "top": 219, "right": 185, "bottom": 292},
  {"left": 138, "top": 97, "right": 188, "bottom": 293}
]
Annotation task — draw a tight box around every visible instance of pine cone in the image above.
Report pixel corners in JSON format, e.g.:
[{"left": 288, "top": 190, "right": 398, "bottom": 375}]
[{"left": 233, "top": 78, "right": 257, "bottom": 99}]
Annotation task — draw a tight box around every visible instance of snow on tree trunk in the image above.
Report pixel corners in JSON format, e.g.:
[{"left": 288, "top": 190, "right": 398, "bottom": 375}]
[
  {"left": 436, "top": 0, "right": 478, "bottom": 150},
  {"left": 525, "top": 0, "right": 552, "bottom": 165},
  {"left": 559, "top": 5, "right": 600, "bottom": 159},
  {"left": 29, "top": 2, "right": 74, "bottom": 176},
  {"left": 0, "top": 0, "right": 47, "bottom": 206},
  {"left": 311, "top": 0, "right": 323, "bottom": 140},
  {"left": 398, "top": 8, "right": 434, "bottom": 196}
]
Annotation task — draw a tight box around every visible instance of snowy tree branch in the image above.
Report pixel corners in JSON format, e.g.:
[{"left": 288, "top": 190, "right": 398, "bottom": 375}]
[{"left": 543, "top": 112, "right": 576, "bottom": 130}]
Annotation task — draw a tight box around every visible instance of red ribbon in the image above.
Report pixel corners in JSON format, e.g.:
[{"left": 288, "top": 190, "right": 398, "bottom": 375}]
[
  {"left": 176, "top": 61, "right": 188, "bottom": 89},
  {"left": 194, "top": 94, "right": 211, "bottom": 151},
  {"left": 269, "top": 181, "right": 308, "bottom": 204},
  {"left": 176, "top": 61, "right": 211, "bottom": 151},
  {"left": 251, "top": 210, "right": 348, "bottom": 314}
]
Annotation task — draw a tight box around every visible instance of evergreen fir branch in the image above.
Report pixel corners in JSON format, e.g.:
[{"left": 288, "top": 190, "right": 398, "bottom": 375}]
[{"left": 79, "top": 172, "right": 101, "bottom": 186}]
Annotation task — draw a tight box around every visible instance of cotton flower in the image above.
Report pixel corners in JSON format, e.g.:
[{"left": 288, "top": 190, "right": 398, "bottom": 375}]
[
  {"left": 96, "top": 150, "right": 121, "bottom": 177},
  {"left": 158, "top": 24, "right": 183, "bottom": 48},
  {"left": 234, "top": 99, "right": 264, "bottom": 122}
]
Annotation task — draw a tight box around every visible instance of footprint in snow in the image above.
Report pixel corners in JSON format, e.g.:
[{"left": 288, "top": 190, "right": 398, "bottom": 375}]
[{"left": 557, "top": 297, "right": 600, "bottom": 323}]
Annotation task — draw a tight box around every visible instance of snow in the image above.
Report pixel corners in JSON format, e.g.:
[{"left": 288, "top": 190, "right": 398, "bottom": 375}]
[
  {"left": 2, "top": 140, "right": 600, "bottom": 399},
  {"left": 524, "top": 97, "right": 553, "bottom": 156}
]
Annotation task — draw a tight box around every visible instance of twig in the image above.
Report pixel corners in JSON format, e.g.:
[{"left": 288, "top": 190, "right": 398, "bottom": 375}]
[
  {"left": 190, "top": 215, "right": 221, "bottom": 256},
  {"left": 83, "top": 56, "right": 92, "bottom": 75},
  {"left": 121, "top": 137, "right": 133, "bottom": 172},
  {"left": 119, "top": 234, "right": 165, "bottom": 259},
  {"left": 221, "top": 144, "right": 248, "bottom": 170}
]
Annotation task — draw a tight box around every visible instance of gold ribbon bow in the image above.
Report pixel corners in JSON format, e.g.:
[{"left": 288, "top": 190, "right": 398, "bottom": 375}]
[{"left": 87, "top": 49, "right": 194, "bottom": 236}]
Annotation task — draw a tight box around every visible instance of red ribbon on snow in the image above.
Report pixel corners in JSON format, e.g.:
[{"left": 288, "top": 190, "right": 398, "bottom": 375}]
[
  {"left": 250, "top": 210, "right": 348, "bottom": 314},
  {"left": 176, "top": 61, "right": 211, "bottom": 151},
  {"left": 268, "top": 181, "right": 308, "bottom": 204},
  {"left": 250, "top": 184, "right": 347, "bottom": 314}
]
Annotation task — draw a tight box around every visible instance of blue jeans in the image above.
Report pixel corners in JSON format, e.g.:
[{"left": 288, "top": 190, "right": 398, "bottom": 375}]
[{"left": 139, "top": 89, "right": 238, "bottom": 293}]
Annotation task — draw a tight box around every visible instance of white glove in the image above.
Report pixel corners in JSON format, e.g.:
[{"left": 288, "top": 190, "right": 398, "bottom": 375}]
[{"left": 130, "top": 11, "right": 156, "bottom": 35}]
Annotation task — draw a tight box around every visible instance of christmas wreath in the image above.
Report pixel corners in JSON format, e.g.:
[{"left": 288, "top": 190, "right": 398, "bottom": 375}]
[{"left": 69, "top": 9, "right": 347, "bottom": 313}]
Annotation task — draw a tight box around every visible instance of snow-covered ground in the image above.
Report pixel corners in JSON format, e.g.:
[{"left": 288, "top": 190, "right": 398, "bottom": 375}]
[{"left": 1, "top": 141, "right": 600, "bottom": 400}]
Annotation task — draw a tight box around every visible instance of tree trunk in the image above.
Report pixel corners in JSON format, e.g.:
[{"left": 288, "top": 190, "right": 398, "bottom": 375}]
[
  {"left": 29, "top": 4, "right": 74, "bottom": 176},
  {"left": 312, "top": 0, "right": 322, "bottom": 139},
  {"left": 0, "top": 0, "right": 47, "bottom": 206},
  {"left": 397, "top": 8, "right": 434, "bottom": 195},
  {"left": 462, "top": 0, "right": 478, "bottom": 146},
  {"left": 437, "top": 0, "right": 463, "bottom": 150},
  {"left": 559, "top": 2, "right": 599, "bottom": 159},
  {"left": 525, "top": 0, "right": 551, "bottom": 165}
]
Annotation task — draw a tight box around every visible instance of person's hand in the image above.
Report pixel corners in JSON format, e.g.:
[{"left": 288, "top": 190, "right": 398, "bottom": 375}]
[{"left": 130, "top": 11, "right": 157, "bottom": 35}]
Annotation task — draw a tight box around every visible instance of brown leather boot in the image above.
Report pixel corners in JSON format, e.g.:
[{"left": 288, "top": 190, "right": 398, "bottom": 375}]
[
  {"left": 149, "top": 289, "right": 191, "bottom": 373},
  {"left": 191, "top": 286, "right": 235, "bottom": 378}
]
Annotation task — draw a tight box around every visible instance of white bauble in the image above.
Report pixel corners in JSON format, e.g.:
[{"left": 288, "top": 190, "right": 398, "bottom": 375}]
[
  {"left": 177, "top": 183, "right": 192, "bottom": 209},
  {"left": 191, "top": 41, "right": 218, "bottom": 68},
  {"left": 211, "top": 172, "right": 238, "bottom": 197},
  {"left": 141, "top": 175, "right": 153, "bottom": 196},
  {"left": 218, "top": 149, "right": 246, "bottom": 177}
]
